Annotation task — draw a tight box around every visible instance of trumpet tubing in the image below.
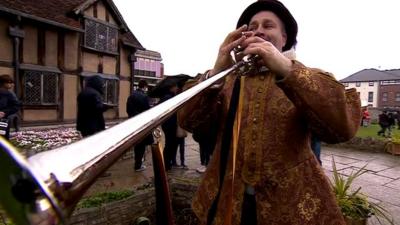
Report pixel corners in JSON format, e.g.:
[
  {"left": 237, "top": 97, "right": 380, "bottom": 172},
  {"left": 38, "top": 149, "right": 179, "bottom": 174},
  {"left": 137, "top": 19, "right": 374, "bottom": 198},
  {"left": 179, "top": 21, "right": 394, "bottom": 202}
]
[{"left": 0, "top": 56, "right": 259, "bottom": 225}]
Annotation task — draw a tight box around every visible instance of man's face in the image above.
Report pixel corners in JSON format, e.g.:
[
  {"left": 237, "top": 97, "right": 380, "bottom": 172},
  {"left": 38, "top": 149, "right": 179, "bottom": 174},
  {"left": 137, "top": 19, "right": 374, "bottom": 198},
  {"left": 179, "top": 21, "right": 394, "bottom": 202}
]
[{"left": 248, "top": 11, "right": 287, "bottom": 52}]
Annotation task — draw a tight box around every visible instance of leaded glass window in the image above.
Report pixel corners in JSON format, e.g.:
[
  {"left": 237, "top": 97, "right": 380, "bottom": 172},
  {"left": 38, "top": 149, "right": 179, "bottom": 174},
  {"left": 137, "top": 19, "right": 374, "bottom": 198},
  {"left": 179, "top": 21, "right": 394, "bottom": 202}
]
[
  {"left": 84, "top": 19, "right": 118, "bottom": 53},
  {"left": 23, "top": 70, "right": 58, "bottom": 105},
  {"left": 103, "top": 79, "right": 118, "bottom": 105}
]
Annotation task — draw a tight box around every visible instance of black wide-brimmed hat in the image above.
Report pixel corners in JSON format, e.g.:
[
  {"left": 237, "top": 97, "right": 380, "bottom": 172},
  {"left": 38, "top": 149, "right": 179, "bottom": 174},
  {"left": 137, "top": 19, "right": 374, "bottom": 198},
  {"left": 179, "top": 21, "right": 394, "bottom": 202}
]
[
  {"left": 148, "top": 74, "right": 192, "bottom": 98},
  {"left": 236, "top": 0, "right": 298, "bottom": 51}
]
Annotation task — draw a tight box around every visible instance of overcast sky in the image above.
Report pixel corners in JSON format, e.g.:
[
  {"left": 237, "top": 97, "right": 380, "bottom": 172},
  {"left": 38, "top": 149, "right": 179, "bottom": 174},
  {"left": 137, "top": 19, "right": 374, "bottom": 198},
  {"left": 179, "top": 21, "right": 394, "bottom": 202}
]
[{"left": 113, "top": 0, "right": 400, "bottom": 80}]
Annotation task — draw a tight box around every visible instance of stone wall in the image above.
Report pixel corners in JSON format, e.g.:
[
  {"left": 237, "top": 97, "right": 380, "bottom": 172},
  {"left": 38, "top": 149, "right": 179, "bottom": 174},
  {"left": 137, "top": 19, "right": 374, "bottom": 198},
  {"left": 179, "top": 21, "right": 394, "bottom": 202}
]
[
  {"left": 69, "top": 189, "right": 156, "bottom": 225},
  {"left": 170, "top": 180, "right": 200, "bottom": 225},
  {"left": 69, "top": 179, "right": 200, "bottom": 225},
  {"left": 325, "top": 136, "right": 388, "bottom": 153},
  {"left": 170, "top": 181, "right": 197, "bottom": 208}
]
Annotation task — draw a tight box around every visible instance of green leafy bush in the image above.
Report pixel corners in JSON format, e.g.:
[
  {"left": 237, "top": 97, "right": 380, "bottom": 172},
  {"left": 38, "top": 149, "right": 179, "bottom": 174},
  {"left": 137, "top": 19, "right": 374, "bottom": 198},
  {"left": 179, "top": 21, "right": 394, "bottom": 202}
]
[
  {"left": 76, "top": 190, "right": 134, "bottom": 209},
  {"left": 389, "top": 133, "right": 400, "bottom": 144},
  {"left": 330, "top": 157, "right": 394, "bottom": 224}
]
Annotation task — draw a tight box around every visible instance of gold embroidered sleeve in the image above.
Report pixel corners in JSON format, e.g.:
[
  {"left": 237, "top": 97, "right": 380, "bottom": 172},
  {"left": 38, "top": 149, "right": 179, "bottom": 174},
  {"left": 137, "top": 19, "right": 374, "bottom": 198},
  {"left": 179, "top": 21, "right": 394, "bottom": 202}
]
[
  {"left": 177, "top": 73, "right": 222, "bottom": 133},
  {"left": 276, "top": 60, "right": 361, "bottom": 143}
]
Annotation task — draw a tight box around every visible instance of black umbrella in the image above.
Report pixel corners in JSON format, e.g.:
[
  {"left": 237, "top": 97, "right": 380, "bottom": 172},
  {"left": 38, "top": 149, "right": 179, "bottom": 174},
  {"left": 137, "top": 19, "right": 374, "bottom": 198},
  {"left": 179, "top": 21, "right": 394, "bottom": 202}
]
[{"left": 148, "top": 74, "right": 192, "bottom": 98}]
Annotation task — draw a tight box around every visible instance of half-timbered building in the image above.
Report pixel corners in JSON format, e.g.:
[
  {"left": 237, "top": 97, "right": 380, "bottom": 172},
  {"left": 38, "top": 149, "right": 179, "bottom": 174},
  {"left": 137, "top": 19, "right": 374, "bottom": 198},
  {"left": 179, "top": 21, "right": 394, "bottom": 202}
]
[{"left": 0, "top": 0, "right": 163, "bottom": 125}]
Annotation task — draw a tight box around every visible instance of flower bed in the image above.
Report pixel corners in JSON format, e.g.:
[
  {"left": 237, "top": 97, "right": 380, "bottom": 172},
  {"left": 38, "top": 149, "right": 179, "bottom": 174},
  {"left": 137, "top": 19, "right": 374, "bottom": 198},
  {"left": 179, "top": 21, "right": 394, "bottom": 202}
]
[{"left": 9, "top": 127, "right": 82, "bottom": 155}]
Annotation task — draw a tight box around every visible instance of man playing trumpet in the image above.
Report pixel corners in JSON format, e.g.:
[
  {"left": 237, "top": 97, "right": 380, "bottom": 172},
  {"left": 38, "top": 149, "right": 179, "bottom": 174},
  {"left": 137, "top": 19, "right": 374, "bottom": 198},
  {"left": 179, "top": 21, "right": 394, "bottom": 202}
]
[{"left": 178, "top": 0, "right": 361, "bottom": 224}]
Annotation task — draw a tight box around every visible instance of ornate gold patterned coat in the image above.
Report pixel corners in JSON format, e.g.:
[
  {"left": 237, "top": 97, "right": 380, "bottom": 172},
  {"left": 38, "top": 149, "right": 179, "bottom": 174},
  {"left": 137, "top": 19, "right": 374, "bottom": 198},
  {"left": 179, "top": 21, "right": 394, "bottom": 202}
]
[{"left": 178, "top": 61, "right": 361, "bottom": 225}]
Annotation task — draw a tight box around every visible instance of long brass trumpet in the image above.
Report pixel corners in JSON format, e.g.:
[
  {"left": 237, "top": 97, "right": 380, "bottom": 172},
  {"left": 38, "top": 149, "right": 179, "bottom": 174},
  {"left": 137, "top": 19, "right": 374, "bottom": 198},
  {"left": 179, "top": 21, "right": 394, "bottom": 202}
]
[{"left": 0, "top": 56, "right": 259, "bottom": 225}]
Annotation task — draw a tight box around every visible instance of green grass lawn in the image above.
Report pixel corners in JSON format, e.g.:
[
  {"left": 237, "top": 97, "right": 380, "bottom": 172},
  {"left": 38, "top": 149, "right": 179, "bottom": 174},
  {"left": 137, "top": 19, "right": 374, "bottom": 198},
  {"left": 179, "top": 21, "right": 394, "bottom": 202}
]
[{"left": 356, "top": 124, "right": 399, "bottom": 140}]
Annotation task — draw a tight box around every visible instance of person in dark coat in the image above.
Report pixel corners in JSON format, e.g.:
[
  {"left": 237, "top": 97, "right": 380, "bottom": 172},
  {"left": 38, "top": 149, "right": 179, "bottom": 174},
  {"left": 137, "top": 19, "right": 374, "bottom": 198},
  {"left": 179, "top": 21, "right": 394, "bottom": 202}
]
[
  {"left": 387, "top": 112, "right": 395, "bottom": 137},
  {"left": 0, "top": 74, "right": 21, "bottom": 139},
  {"left": 193, "top": 122, "right": 218, "bottom": 173},
  {"left": 377, "top": 111, "right": 389, "bottom": 137},
  {"left": 159, "top": 84, "right": 179, "bottom": 171},
  {"left": 126, "top": 80, "right": 154, "bottom": 171},
  {"left": 77, "top": 75, "right": 112, "bottom": 137},
  {"left": 148, "top": 74, "right": 192, "bottom": 171},
  {"left": 396, "top": 111, "right": 400, "bottom": 130}
]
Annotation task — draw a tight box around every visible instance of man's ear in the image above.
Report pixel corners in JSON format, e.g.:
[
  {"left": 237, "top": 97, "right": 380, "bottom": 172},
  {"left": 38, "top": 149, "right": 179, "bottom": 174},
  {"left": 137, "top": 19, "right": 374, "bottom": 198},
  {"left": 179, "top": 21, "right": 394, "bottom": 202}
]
[{"left": 282, "top": 32, "right": 287, "bottom": 47}]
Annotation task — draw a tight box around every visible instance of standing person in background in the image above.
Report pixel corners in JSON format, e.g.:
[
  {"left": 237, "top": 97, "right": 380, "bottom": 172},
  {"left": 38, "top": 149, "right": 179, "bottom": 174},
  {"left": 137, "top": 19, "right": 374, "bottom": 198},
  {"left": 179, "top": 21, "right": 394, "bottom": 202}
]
[
  {"left": 160, "top": 83, "right": 179, "bottom": 171},
  {"left": 77, "top": 75, "right": 112, "bottom": 137},
  {"left": 377, "top": 111, "right": 389, "bottom": 137},
  {"left": 149, "top": 74, "right": 192, "bottom": 171},
  {"left": 387, "top": 112, "right": 395, "bottom": 138},
  {"left": 178, "top": 0, "right": 361, "bottom": 224},
  {"left": 361, "top": 108, "right": 370, "bottom": 127},
  {"left": 192, "top": 122, "right": 218, "bottom": 173},
  {"left": 126, "top": 80, "right": 154, "bottom": 172},
  {"left": 176, "top": 125, "right": 188, "bottom": 169},
  {"left": 0, "top": 75, "right": 21, "bottom": 139},
  {"left": 396, "top": 111, "right": 400, "bottom": 130}
]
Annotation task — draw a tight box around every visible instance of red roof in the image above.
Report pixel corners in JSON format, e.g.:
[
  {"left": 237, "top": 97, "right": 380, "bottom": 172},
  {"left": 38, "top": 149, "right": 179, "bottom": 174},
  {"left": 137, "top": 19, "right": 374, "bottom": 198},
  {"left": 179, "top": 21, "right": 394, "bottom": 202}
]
[
  {"left": 0, "top": 0, "right": 143, "bottom": 49},
  {"left": 0, "top": 0, "right": 82, "bottom": 29}
]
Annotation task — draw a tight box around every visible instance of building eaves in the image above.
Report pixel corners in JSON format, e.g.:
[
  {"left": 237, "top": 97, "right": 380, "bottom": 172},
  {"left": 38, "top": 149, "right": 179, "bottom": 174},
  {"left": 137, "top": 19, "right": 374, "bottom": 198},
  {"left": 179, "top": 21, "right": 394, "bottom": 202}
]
[
  {"left": 121, "top": 31, "right": 144, "bottom": 50},
  {"left": 0, "top": 0, "right": 144, "bottom": 49},
  {"left": 136, "top": 49, "right": 162, "bottom": 59},
  {"left": 73, "top": 0, "right": 128, "bottom": 32},
  {"left": 0, "top": 0, "right": 84, "bottom": 31},
  {"left": 382, "top": 69, "right": 400, "bottom": 76},
  {"left": 74, "top": 0, "right": 143, "bottom": 49}
]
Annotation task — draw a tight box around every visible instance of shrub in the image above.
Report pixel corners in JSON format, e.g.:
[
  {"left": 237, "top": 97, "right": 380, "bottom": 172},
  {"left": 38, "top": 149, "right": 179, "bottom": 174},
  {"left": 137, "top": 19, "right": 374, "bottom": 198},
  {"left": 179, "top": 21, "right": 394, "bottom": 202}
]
[
  {"left": 76, "top": 190, "right": 134, "bottom": 209},
  {"left": 330, "top": 157, "right": 394, "bottom": 224}
]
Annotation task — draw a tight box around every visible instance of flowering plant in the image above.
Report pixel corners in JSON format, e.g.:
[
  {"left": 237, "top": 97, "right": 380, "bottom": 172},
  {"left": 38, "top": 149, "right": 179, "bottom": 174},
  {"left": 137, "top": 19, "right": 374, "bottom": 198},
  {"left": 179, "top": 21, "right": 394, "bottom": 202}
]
[{"left": 9, "top": 127, "right": 81, "bottom": 155}]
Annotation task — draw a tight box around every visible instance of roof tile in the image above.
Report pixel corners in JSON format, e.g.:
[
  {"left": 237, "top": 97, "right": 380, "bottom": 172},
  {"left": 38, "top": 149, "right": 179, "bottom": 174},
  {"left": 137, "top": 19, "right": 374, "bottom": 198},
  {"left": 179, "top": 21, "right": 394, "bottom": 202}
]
[
  {"left": 0, "top": 0, "right": 83, "bottom": 29},
  {"left": 340, "top": 68, "right": 400, "bottom": 82},
  {"left": 0, "top": 0, "right": 143, "bottom": 48}
]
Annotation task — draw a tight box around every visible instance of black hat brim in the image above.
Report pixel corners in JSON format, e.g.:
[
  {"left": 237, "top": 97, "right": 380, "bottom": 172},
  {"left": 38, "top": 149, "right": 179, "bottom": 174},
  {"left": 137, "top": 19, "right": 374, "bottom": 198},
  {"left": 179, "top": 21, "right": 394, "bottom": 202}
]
[{"left": 148, "top": 74, "right": 192, "bottom": 98}]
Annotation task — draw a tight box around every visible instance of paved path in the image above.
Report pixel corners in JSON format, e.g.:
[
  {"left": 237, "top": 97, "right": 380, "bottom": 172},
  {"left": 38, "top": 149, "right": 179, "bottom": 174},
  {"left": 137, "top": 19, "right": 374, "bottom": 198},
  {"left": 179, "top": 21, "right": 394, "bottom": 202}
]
[
  {"left": 88, "top": 134, "right": 400, "bottom": 224},
  {"left": 322, "top": 146, "right": 400, "bottom": 225}
]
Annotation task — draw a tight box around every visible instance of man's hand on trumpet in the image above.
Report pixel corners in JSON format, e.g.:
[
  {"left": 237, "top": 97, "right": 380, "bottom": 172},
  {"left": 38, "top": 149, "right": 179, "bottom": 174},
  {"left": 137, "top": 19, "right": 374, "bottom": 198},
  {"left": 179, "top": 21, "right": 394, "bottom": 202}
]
[
  {"left": 240, "top": 34, "right": 293, "bottom": 78},
  {"left": 210, "top": 21, "right": 293, "bottom": 79},
  {"left": 209, "top": 25, "right": 249, "bottom": 77}
]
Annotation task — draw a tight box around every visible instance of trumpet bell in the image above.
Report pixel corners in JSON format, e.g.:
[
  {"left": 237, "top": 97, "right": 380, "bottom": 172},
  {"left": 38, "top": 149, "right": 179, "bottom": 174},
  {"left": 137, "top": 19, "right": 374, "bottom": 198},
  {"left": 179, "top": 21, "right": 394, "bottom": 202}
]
[{"left": 0, "top": 138, "right": 64, "bottom": 225}]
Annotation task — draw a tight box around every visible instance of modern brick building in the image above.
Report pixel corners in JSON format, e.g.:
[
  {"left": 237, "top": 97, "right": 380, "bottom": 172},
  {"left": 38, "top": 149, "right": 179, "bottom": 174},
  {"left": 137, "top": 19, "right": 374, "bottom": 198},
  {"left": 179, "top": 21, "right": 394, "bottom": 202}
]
[{"left": 340, "top": 68, "right": 400, "bottom": 109}]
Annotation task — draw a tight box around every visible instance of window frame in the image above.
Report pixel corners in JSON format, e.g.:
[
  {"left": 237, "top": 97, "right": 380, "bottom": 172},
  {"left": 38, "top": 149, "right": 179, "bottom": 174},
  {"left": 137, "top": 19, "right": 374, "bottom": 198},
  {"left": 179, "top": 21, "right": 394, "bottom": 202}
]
[
  {"left": 103, "top": 79, "right": 118, "bottom": 106},
  {"left": 81, "top": 74, "right": 119, "bottom": 106},
  {"left": 382, "top": 92, "right": 388, "bottom": 102},
  {"left": 83, "top": 17, "right": 119, "bottom": 55},
  {"left": 396, "top": 92, "right": 400, "bottom": 102},
  {"left": 22, "top": 70, "right": 59, "bottom": 106},
  {"left": 368, "top": 92, "right": 373, "bottom": 102},
  {"left": 134, "top": 69, "right": 156, "bottom": 77}
]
